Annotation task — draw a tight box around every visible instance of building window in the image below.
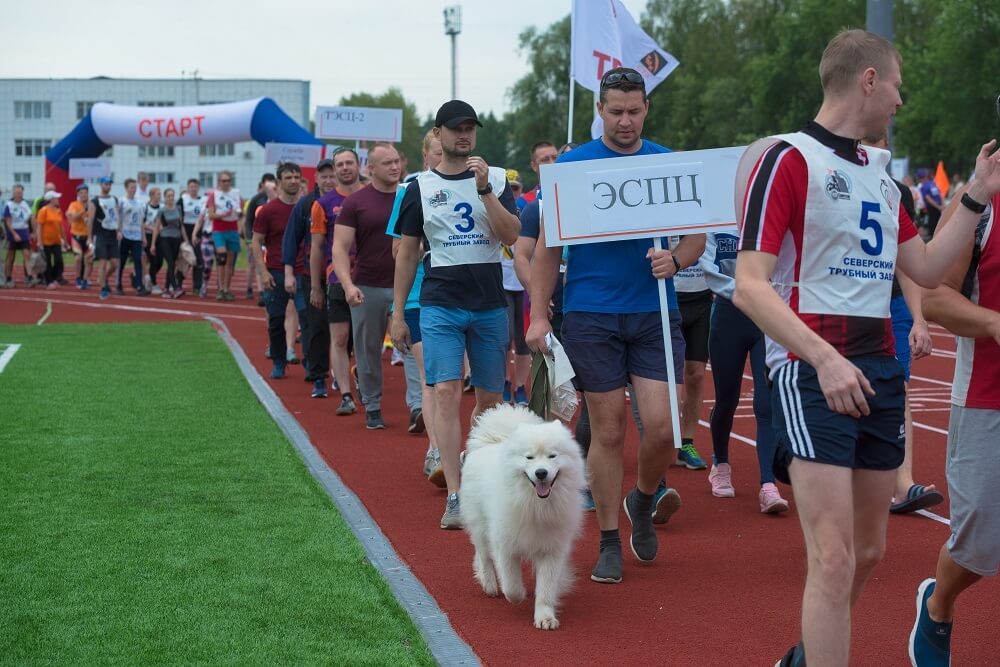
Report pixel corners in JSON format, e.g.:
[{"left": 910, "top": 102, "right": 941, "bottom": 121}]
[
  {"left": 137, "top": 101, "right": 175, "bottom": 107},
  {"left": 138, "top": 145, "right": 175, "bottom": 158},
  {"left": 198, "top": 143, "right": 235, "bottom": 157},
  {"left": 197, "top": 172, "right": 215, "bottom": 188},
  {"left": 14, "top": 139, "right": 52, "bottom": 157},
  {"left": 76, "top": 101, "right": 111, "bottom": 119},
  {"left": 13, "top": 172, "right": 32, "bottom": 185},
  {"left": 147, "top": 172, "right": 176, "bottom": 184},
  {"left": 14, "top": 101, "right": 51, "bottom": 119}
]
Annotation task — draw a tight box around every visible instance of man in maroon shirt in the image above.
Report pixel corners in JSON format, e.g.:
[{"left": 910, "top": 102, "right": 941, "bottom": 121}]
[
  {"left": 332, "top": 143, "right": 401, "bottom": 429},
  {"left": 252, "top": 162, "right": 304, "bottom": 379}
]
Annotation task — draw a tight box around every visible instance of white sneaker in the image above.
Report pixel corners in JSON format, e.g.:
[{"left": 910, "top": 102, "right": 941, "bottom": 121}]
[{"left": 151, "top": 285, "right": 163, "bottom": 296}]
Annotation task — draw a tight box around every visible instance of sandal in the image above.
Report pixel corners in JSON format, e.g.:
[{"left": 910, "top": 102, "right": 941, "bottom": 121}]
[{"left": 890, "top": 484, "right": 944, "bottom": 514}]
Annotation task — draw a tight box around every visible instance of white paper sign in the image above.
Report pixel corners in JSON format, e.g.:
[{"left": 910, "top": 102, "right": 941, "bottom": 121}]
[
  {"left": 68, "top": 158, "right": 112, "bottom": 179},
  {"left": 265, "top": 142, "right": 323, "bottom": 166},
  {"left": 315, "top": 106, "right": 402, "bottom": 142},
  {"left": 539, "top": 146, "right": 745, "bottom": 246}
]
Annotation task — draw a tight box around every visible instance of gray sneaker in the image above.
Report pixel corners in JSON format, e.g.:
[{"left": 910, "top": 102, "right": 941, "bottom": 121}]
[
  {"left": 440, "top": 493, "right": 462, "bottom": 530},
  {"left": 336, "top": 394, "right": 356, "bottom": 416},
  {"left": 423, "top": 447, "right": 440, "bottom": 476},
  {"left": 623, "top": 488, "right": 658, "bottom": 562}
]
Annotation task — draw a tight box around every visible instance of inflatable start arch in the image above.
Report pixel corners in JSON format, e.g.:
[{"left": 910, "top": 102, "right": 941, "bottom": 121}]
[{"left": 45, "top": 97, "right": 320, "bottom": 206}]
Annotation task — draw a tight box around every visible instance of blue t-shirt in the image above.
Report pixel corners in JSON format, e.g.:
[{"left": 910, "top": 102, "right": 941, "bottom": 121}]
[
  {"left": 519, "top": 198, "right": 564, "bottom": 315},
  {"left": 557, "top": 138, "right": 679, "bottom": 313},
  {"left": 386, "top": 185, "right": 423, "bottom": 311}
]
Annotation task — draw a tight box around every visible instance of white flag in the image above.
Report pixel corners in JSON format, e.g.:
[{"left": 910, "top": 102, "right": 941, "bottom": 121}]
[{"left": 570, "top": 0, "right": 680, "bottom": 95}]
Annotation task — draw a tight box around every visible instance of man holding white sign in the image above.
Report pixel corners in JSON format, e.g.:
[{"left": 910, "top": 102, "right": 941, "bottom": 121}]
[
  {"left": 731, "top": 30, "right": 1000, "bottom": 667},
  {"left": 527, "top": 68, "right": 705, "bottom": 584}
]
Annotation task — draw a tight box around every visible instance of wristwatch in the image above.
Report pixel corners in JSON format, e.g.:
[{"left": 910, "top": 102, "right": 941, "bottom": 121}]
[
  {"left": 672, "top": 256, "right": 682, "bottom": 274},
  {"left": 477, "top": 182, "right": 493, "bottom": 196}
]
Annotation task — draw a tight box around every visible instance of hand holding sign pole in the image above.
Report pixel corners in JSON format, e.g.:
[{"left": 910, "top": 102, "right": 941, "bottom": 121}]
[{"left": 540, "top": 146, "right": 744, "bottom": 448}]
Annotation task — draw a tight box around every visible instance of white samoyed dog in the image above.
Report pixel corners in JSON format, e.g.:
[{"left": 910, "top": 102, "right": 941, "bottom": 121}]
[{"left": 460, "top": 403, "right": 586, "bottom": 630}]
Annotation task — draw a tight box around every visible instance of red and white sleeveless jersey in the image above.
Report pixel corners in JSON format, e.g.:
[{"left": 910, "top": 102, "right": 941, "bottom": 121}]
[
  {"left": 737, "top": 122, "right": 919, "bottom": 375},
  {"left": 953, "top": 192, "right": 1000, "bottom": 409}
]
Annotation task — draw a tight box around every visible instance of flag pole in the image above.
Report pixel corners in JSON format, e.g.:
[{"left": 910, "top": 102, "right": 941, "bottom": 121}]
[
  {"left": 567, "top": 1, "right": 575, "bottom": 144},
  {"left": 653, "top": 237, "right": 683, "bottom": 449},
  {"left": 567, "top": 73, "right": 575, "bottom": 145}
]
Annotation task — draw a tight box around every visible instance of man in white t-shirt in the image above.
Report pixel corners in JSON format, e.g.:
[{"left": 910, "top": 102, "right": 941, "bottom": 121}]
[{"left": 117, "top": 177, "right": 148, "bottom": 296}]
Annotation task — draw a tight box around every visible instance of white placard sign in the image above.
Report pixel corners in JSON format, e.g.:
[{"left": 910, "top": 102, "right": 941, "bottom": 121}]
[
  {"left": 68, "top": 158, "right": 112, "bottom": 179},
  {"left": 315, "top": 106, "right": 403, "bottom": 142},
  {"left": 265, "top": 142, "right": 323, "bottom": 166},
  {"left": 539, "top": 146, "right": 745, "bottom": 247}
]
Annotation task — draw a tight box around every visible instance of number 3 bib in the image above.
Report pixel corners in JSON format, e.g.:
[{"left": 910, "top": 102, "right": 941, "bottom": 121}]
[
  {"left": 418, "top": 167, "right": 507, "bottom": 268},
  {"left": 776, "top": 132, "right": 900, "bottom": 319}
]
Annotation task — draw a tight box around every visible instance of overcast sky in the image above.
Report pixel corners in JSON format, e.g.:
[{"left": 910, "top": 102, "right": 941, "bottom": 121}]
[{"left": 4, "top": 0, "right": 645, "bottom": 120}]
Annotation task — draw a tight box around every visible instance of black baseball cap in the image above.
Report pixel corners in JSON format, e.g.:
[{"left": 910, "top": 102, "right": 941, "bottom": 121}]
[
  {"left": 434, "top": 100, "right": 482, "bottom": 129},
  {"left": 316, "top": 158, "right": 335, "bottom": 171}
]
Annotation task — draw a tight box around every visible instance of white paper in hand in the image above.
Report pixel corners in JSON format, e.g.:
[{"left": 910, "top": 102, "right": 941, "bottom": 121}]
[{"left": 544, "top": 332, "right": 579, "bottom": 421}]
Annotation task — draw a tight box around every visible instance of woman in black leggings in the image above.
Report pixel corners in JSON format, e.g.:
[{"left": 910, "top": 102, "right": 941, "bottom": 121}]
[
  {"left": 702, "top": 232, "right": 788, "bottom": 514},
  {"left": 151, "top": 189, "right": 188, "bottom": 298}
]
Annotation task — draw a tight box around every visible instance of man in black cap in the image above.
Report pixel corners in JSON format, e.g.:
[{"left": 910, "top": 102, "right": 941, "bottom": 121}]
[{"left": 389, "top": 100, "right": 521, "bottom": 529}]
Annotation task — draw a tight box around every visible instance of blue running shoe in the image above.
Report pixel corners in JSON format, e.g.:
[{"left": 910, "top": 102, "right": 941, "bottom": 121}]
[
  {"left": 677, "top": 442, "right": 708, "bottom": 470},
  {"left": 909, "top": 578, "right": 951, "bottom": 667},
  {"left": 582, "top": 487, "right": 595, "bottom": 511},
  {"left": 502, "top": 380, "right": 512, "bottom": 403},
  {"left": 311, "top": 378, "right": 327, "bottom": 398},
  {"left": 513, "top": 385, "right": 528, "bottom": 405},
  {"left": 270, "top": 363, "right": 286, "bottom": 380},
  {"left": 99, "top": 286, "right": 110, "bottom": 300},
  {"left": 652, "top": 480, "right": 682, "bottom": 524}
]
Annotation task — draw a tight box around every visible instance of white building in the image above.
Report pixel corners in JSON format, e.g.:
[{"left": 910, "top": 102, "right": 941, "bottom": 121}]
[{"left": 0, "top": 77, "right": 310, "bottom": 199}]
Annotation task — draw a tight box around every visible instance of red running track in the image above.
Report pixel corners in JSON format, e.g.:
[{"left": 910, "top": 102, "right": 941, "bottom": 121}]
[{"left": 2, "top": 283, "right": 996, "bottom": 666}]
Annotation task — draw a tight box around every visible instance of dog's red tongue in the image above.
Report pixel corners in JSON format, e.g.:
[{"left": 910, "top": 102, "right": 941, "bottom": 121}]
[{"left": 535, "top": 481, "right": 552, "bottom": 498}]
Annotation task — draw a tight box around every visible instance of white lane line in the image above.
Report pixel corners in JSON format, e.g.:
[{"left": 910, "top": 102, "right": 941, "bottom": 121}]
[
  {"left": 0, "top": 344, "right": 22, "bottom": 373},
  {"left": 0, "top": 295, "right": 263, "bottom": 322},
  {"left": 910, "top": 374, "right": 952, "bottom": 387},
  {"left": 698, "top": 419, "right": 757, "bottom": 447},
  {"left": 915, "top": 509, "right": 951, "bottom": 526},
  {"left": 914, "top": 421, "right": 949, "bottom": 436},
  {"left": 36, "top": 301, "right": 52, "bottom": 326}
]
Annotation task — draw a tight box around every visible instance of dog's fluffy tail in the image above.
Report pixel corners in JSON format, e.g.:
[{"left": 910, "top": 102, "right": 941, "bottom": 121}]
[{"left": 467, "top": 403, "right": 544, "bottom": 452}]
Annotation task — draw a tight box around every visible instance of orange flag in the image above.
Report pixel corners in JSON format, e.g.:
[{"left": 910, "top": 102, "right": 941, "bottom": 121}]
[{"left": 934, "top": 161, "right": 950, "bottom": 199}]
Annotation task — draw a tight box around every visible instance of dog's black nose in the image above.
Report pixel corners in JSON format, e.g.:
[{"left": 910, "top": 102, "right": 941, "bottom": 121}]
[{"left": 534, "top": 468, "right": 548, "bottom": 480}]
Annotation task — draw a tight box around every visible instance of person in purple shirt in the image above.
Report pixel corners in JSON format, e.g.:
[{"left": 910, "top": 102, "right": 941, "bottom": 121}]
[{"left": 917, "top": 168, "right": 944, "bottom": 237}]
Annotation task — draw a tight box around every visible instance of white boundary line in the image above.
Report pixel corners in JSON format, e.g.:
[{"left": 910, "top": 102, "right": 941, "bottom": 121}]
[
  {"left": 0, "top": 295, "right": 263, "bottom": 322},
  {"left": 36, "top": 301, "right": 52, "bottom": 326},
  {"left": 0, "top": 344, "right": 22, "bottom": 373}
]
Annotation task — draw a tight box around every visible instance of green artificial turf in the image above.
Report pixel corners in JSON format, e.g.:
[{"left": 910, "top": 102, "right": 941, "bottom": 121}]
[{"left": 0, "top": 322, "right": 434, "bottom": 666}]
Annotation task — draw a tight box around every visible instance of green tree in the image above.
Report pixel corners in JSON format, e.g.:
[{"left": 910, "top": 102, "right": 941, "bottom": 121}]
[
  {"left": 895, "top": 0, "right": 1000, "bottom": 173},
  {"left": 338, "top": 88, "right": 424, "bottom": 171}
]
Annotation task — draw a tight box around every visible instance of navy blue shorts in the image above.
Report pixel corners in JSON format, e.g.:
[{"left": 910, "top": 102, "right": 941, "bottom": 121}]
[
  {"left": 561, "top": 310, "right": 685, "bottom": 393},
  {"left": 404, "top": 307, "right": 421, "bottom": 345},
  {"left": 890, "top": 295, "right": 913, "bottom": 381},
  {"left": 771, "top": 356, "right": 905, "bottom": 476}
]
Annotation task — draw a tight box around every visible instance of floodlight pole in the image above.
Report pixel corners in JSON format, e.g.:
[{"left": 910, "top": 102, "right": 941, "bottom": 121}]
[
  {"left": 866, "top": 0, "right": 895, "bottom": 151},
  {"left": 444, "top": 6, "right": 462, "bottom": 99}
]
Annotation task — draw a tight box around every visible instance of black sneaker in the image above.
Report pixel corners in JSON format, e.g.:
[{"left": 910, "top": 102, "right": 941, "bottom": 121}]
[
  {"left": 408, "top": 408, "right": 425, "bottom": 434},
  {"left": 623, "top": 488, "right": 657, "bottom": 562},
  {"left": 775, "top": 642, "right": 805, "bottom": 667},
  {"left": 366, "top": 409, "right": 385, "bottom": 430},
  {"left": 114, "top": 285, "right": 125, "bottom": 296},
  {"left": 590, "top": 547, "right": 623, "bottom": 584}
]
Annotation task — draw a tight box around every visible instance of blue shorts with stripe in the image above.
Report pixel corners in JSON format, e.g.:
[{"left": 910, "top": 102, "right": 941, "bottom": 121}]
[{"left": 771, "top": 356, "right": 905, "bottom": 474}]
